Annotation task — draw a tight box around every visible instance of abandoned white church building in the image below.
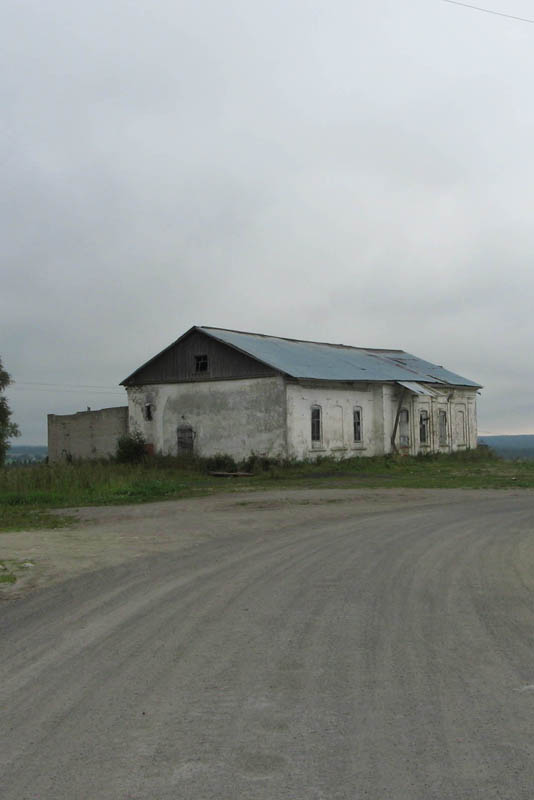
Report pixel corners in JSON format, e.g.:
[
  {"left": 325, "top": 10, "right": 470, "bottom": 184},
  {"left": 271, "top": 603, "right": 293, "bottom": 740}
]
[{"left": 119, "top": 326, "right": 481, "bottom": 460}]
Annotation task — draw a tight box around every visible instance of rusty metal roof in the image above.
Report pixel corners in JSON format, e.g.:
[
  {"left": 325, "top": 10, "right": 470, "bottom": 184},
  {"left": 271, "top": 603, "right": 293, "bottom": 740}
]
[{"left": 200, "top": 327, "right": 481, "bottom": 387}]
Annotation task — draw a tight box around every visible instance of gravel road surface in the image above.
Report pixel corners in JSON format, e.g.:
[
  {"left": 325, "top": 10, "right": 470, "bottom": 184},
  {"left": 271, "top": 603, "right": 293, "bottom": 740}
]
[{"left": 2, "top": 489, "right": 534, "bottom": 799}]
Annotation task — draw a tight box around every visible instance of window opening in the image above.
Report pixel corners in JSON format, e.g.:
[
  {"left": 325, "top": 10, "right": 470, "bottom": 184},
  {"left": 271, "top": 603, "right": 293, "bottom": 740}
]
[
  {"left": 439, "top": 410, "right": 448, "bottom": 445},
  {"left": 399, "top": 408, "right": 410, "bottom": 448},
  {"left": 331, "top": 405, "right": 344, "bottom": 448},
  {"left": 419, "top": 410, "right": 429, "bottom": 444},
  {"left": 311, "top": 406, "right": 322, "bottom": 444},
  {"left": 177, "top": 424, "right": 195, "bottom": 454},
  {"left": 353, "top": 407, "right": 363, "bottom": 442},
  {"left": 195, "top": 354, "right": 208, "bottom": 373},
  {"left": 144, "top": 403, "right": 153, "bottom": 421},
  {"left": 456, "top": 409, "right": 466, "bottom": 445}
]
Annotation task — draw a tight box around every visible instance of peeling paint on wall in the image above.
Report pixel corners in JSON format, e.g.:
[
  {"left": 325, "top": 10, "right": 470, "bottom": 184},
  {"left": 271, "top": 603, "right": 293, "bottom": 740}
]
[
  {"left": 127, "top": 378, "right": 478, "bottom": 461},
  {"left": 128, "top": 377, "right": 287, "bottom": 459}
]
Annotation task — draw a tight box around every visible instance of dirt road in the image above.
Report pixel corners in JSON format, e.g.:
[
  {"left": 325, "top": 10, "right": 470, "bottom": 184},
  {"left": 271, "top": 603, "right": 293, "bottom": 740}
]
[{"left": 2, "top": 488, "right": 534, "bottom": 798}]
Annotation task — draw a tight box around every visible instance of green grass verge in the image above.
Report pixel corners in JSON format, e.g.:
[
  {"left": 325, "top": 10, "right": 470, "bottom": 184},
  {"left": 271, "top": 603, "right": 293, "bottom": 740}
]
[
  {"left": 0, "top": 507, "right": 75, "bottom": 533},
  {"left": 1, "top": 449, "right": 533, "bottom": 532}
]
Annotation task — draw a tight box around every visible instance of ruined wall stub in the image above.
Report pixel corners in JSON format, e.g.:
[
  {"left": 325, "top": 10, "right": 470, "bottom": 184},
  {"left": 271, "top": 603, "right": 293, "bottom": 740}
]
[{"left": 48, "top": 406, "right": 128, "bottom": 463}]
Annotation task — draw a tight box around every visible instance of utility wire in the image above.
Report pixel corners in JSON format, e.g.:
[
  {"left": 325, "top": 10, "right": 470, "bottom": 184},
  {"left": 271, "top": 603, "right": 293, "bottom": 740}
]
[
  {"left": 441, "top": 0, "right": 534, "bottom": 23},
  {"left": 9, "top": 380, "right": 125, "bottom": 397},
  {"left": 9, "top": 386, "right": 125, "bottom": 396},
  {"left": 13, "top": 381, "right": 123, "bottom": 389}
]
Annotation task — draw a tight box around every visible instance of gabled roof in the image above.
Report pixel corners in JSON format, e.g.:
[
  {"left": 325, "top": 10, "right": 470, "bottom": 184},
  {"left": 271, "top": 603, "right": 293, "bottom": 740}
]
[
  {"left": 121, "top": 326, "right": 481, "bottom": 388},
  {"left": 199, "top": 327, "right": 481, "bottom": 387}
]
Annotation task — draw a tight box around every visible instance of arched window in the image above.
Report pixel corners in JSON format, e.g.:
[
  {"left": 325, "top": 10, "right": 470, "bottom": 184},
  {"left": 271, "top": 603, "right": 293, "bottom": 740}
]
[
  {"left": 419, "top": 410, "right": 429, "bottom": 444},
  {"left": 353, "top": 407, "right": 363, "bottom": 443},
  {"left": 311, "top": 405, "right": 322, "bottom": 445}
]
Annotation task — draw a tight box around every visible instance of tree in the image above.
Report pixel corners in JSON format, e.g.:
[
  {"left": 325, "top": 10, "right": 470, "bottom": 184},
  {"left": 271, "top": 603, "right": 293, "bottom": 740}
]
[{"left": 0, "top": 357, "right": 20, "bottom": 465}]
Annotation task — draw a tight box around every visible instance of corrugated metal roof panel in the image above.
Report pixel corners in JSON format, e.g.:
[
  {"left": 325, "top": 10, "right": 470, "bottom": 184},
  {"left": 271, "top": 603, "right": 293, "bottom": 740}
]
[
  {"left": 396, "top": 381, "right": 439, "bottom": 395},
  {"left": 201, "top": 328, "right": 481, "bottom": 387}
]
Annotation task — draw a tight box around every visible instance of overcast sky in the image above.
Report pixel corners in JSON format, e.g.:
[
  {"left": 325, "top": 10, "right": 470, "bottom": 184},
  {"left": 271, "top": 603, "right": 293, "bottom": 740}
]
[{"left": 2, "top": 0, "right": 534, "bottom": 444}]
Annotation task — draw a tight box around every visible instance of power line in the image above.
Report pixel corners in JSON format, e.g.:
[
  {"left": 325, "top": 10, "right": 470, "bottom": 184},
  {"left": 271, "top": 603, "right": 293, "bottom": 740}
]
[
  {"left": 9, "top": 386, "right": 125, "bottom": 396},
  {"left": 13, "top": 381, "right": 123, "bottom": 389},
  {"left": 441, "top": 0, "right": 534, "bottom": 23}
]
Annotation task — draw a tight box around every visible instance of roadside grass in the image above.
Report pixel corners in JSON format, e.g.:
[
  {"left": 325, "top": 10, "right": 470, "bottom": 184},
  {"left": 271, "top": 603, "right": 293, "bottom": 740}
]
[
  {"left": 0, "top": 507, "right": 76, "bottom": 532},
  {"left": 1, "top": 448, "right": 533, "bottom": 532}
]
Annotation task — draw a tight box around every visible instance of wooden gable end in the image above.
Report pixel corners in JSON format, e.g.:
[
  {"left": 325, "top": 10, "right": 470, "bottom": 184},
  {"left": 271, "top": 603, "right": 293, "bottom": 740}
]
[{"left": 123, "top": 330, "right": 278, "bottom": 385}]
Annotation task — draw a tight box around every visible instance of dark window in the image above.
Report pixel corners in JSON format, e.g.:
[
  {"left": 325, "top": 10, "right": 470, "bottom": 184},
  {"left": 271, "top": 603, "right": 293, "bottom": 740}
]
[
  {"left": 439, "top": 410, "right": 447, "bottom": 445},
  {"left": 419, "top": 410, "right": 429, "bottom": 444},
  {"left": 177, "top": 424, "right": 195, "bottom": 453},
  {"left": 399, "top": 408, "right": 410, "bottom": 448},
  {"left": 195, "top": 354, "right": 208, "bottom": 373},
  {"left": 144, "top": 403, "right": 153, "bottom": 421},
  {"left": 353, "top": 407, "right": 362, "bottom": 442},
  {"left": 311, "top": 405, "right": 322, "bottom": 444}
]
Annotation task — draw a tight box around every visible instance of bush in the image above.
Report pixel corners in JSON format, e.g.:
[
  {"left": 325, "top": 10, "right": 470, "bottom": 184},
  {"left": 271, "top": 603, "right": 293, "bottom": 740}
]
[
  {"left": 116, "top": 432, "right": 147, "bottom": 464},
  {"left": 203, "top": 453, "right": 238, "bottom": 472},
  {"left": 203, "top": 453, "right": 280, "bottom": 473},
  {"left": 472, "top": 443, "right": 498, "bottom": 460},
  {"left": 239, "top": 453, "right": 278, "bottom": 473}
]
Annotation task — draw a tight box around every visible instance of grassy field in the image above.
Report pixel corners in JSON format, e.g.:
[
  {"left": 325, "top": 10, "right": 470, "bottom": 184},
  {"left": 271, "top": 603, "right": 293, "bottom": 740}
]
[{"left": 1, "top": 448, "right": 533, "bottom": 532}]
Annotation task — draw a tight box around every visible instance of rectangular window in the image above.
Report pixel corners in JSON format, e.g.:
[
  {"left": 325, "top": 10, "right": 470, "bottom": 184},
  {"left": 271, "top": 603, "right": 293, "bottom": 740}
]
[
  {"left": 195, "top": 354, "right": 208, "bottom": 373},
  {"left": 399, "top": 408, "right": 410, "bottom": 448},
  {"left": 439, "top": 410, "right": 448, "bottom": 446},
  {"left": 177, "top": 424, "right": 195, "bottom": 453},
  {"left": 353, "top": 407, "right": 362, "bottom": 442},
  {"left": 419, "top": 410, "right": 429, "bottom": 444},
  {"left": 311, "top": 405, "right": 322, "bottom": 444},
  {"left": 144, "top": 403, "right": 153, "bottom": 421}
]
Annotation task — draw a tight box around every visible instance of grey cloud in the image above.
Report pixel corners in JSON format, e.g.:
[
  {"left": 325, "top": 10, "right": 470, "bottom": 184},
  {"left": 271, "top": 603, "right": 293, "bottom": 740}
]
[{"left": 3, "top": 0, "right": 534, "bottom": 442}]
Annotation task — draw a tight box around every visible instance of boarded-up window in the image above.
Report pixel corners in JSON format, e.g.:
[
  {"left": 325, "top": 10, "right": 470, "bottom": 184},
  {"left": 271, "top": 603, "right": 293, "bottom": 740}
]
[
  {"left": 354, "top": 407, "right": 363, "bottom": 442},
  {"left": 419, "top": 410, "right": 429, "bottom": 444},
  {"left": 331, "top": 405, "right": 344, "bottom": 448},
  {"left": 399, "top": 409, "right": 410, "bottom": 448},
  {"left": 311, "top": 405, "right": 322, "bottom": 445},
  {"left": 455, "top": 408, "right": 466, "bottom": 445},
  {"left": 439, "top": 410, "right": 448, "bottom": 446},
  {"left": 177, "top": 424, "right": 195, "bottom": 453}
]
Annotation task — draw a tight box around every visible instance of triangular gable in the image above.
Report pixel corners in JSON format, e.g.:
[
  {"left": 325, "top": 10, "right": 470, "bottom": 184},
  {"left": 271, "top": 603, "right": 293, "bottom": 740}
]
[{"left": 121, "top": 327, "right": 279, "bottom": 385}]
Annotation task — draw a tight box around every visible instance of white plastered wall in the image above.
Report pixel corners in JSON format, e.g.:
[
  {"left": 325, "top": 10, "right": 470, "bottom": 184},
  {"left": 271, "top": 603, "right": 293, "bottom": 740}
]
[
  {"left": 128, "top": 378, "right": 479, "bottom": 461},
  {"left": 286, "top": 382, "right": 384, "bottom": 459},
  {"left": 127, "top": 376, "right": 287, "bottom": 459},
  {"left": 392, "top": 387, "right": 479, "bottom": 454},
  {"left": 287, "top": 382, "right": 479, "bottom": 459}
]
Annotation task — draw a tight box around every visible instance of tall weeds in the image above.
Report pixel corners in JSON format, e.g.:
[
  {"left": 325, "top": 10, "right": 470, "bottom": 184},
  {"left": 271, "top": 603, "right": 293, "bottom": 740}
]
[{"left": 1, "top": 446, "right": 526, "bottom": 512}]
